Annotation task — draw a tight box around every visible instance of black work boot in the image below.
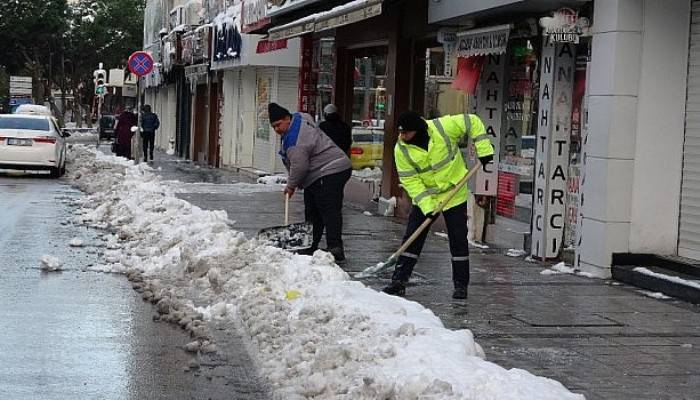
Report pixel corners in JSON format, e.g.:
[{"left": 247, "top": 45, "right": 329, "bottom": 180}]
[
  {"left": 382, "top": 280, "right": 406, "bottom": 296},
  {"left": 452, "top": 287, "right": 468, "bottom": 300},
  {"left": 326, "top": 247, "right": 345, "bottom": 262},
  {"left": 295, "top": 246, "right": 317, "bottom": 256}
]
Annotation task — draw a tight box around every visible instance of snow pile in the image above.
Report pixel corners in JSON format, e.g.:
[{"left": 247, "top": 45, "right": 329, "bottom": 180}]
[
  {"left": 63, "top": 145, "right": 584, "bottom": 400},
  {"left": 506, "top": 249, "right": 527, "bottom": 257},
  {"left": 257, "top": 175, "right": 287, "bottom": 185},
  {"left": 40, "top": 255, "right": 63, "bottom": 272},
  {"left": 540, "top": 262, "right": 601, "bottom": 279},
  {"left": 636, "top": 290, "right": 672, "bottom": 300},
  {"left": 633, "top": 267, "right": 700, "bottom": 290},
  {"left": 352, "top": 167, "right": 382, "bottom": 180},
  {"left": 69, "top": 238, "right": 84, "bottom": 247}
]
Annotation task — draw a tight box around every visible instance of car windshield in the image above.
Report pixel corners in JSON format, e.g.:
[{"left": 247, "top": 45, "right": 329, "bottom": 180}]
[{"left": 0, "top": 117, "right": 50, "bottom": 131}]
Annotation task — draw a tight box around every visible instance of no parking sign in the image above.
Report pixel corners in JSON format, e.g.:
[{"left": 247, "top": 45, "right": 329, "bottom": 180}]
[{"left": 128, "top": 51, "right": 154, "bottom": 77}]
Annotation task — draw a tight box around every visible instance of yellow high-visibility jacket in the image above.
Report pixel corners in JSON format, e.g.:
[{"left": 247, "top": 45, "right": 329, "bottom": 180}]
[{"left": 395, "top": 114, "right": 494, "bottom": 215}]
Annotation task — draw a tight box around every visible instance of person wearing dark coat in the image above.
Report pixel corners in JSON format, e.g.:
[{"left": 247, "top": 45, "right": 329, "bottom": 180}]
[
  {"left": 114, "top": 109, "right": 137, "bottom": 159},
  {"left": 318, "top": 104, "right": 352, "bottom": 155},
  {"left": 141, "top": 104, "right": 160, "bottom": 162}
]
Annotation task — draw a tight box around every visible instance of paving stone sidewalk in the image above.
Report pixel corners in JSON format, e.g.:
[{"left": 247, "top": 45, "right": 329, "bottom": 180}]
[{"left": 149, "top": 151, "right": 700, "bottom": 400}]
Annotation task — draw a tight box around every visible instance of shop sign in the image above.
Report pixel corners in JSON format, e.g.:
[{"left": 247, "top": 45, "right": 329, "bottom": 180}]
[
  {"left": 315, "top": 1, "right": 382, "bottom": 32},
  {"left": 457, "top": 24, "right": 510, "bottom": 58},
  {"left": 540, "top": 8, "right": 590, "bottom": 44},
  {"left": 531, "top": 39, "right": 576, "bottom": 259},
  {"left": 256, "top": 38, "right": 288, "bottom": 54},
  {"left": 267, "top": 0, "right": 323, "bottom": 17},
  {"left": 269, "top": 19, "right": 314, "bottom": 41},
  {"left": 298, "top": 35, "right": 316, "bottom": 115},
  {"left": 437, "top": 28, "right": 457, "bottom": 78},
  {"left": 256, "top": 77, "right": 271, "bottom": 140},
  {"left": 471, "top": 54, "right": 505, "bottom": 196},
  {"left": 184, "top": 63, "right": 208, "bottom": 79},
  {"left": 242, "top": 0, "right": 270, "bottom": 32}
]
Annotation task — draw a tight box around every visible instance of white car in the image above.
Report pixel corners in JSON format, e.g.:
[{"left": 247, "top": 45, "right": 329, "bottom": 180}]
[{"left": 0, "top": 114, "right": 69, "bottom": 178}]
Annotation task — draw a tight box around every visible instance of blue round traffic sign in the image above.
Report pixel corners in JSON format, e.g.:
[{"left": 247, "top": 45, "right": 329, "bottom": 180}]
[{"left": 128, "top": 51, "right": 154, "bottom": 77}]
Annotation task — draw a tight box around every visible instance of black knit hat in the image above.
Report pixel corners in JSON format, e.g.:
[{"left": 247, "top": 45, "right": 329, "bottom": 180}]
[
  {"left": 268, "top": 102, "right": 291, "bottom": 123},
  {"left": 397, "top": 111, "right": 427, "bottom": 132}
]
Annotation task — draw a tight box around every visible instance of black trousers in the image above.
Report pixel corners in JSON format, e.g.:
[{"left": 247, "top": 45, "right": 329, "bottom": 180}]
[
  {"left": 303, "top": 168, "right": 352, "bottom": 250},
  {"left": 392, "top": 201, "right": 470, "bottom": 289},
  {"left": 142, "top": 131, "right": 155, "bottom": 161}
]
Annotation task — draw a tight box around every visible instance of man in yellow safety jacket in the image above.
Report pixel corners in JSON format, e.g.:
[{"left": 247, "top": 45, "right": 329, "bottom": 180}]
[{"left": 383, "top": 111, "right": 494, "bottom": 299}]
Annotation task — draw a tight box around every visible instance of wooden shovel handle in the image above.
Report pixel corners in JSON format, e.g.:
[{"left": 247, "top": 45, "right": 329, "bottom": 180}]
[
  {"left": 389, "top": 162, "right": 482, "bottom": 261},
  {"left": 284, "top": 193, "right": 290, "bottom": 226}
]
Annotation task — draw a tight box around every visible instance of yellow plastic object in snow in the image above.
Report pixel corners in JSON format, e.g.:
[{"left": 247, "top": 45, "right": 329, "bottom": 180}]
[{"left": 285, "top": 290, "right": 302, "bottom": 301}]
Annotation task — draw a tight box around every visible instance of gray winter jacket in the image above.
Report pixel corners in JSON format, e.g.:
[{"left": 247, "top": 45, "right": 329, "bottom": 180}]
[{"left": 281, "top": 113, "right": 351, "bottom": 190}]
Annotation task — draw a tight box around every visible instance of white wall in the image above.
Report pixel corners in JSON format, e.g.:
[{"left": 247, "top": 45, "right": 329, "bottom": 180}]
[
  {"left": 578, "top": 0, "right": 691, "bottom": 275},
  {"left": 629, "top": 0, "right": 690, "bottom": 252}
]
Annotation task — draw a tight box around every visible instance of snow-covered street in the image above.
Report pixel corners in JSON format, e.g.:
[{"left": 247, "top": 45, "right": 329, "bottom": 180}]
[{"left": 64, "top": 146, "right": 583, "bottom": 399}]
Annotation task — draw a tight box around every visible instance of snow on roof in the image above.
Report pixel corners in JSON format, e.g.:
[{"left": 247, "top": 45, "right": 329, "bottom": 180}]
[
  {"left": 14, "top": 104, "right": 52, "bottom": 116},
  {"left": 270, "top": 0, "right": 379, "bottom": 33}
]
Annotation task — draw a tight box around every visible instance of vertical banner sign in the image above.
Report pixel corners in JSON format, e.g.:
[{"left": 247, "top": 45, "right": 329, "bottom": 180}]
[
  {"left": 472, "top": 54, "right": 505, "bottom": 196},
  {"left": 298, "top": 35, "right": 316, "bottom": 115},
  {"left": 437, "top": 29, "right": 458, "bottom": 77},
  {"left": 531, "top": 38, "right": 576, "bottom": 259}
]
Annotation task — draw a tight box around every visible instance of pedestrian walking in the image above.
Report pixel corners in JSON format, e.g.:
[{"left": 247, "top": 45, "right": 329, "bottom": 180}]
[
  {"left": 268, "top": 102, "right": 352, "bottom": 262},
  {"left": 140, "top": 105, "right": 160, "bottom": 162},
  {"left": 318, "top": 104, "right": 352, "bottom": 155},
  {"left": 114, "top": 107, "right": 137, "bottom": 159},
  {"left": 383, "top": 111, "right": 494, "bottom": 299}
]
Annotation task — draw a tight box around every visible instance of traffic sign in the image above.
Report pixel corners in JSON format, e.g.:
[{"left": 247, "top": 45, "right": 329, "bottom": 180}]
[{"left": 128, "top": 51, "right": 154, "bottom": 77}]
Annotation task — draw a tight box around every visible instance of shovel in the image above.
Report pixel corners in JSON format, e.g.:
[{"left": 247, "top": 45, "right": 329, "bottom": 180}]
[
  {"left": 257, "top": 193, "right": 313, "bottom": 251},
  {"left": 355, "top": 163, "right": 481, "bottom": 279}
]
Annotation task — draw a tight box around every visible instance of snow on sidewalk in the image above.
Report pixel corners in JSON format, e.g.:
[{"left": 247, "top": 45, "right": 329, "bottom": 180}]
[{"left": 65, "top": 145, "right": 584, "bottom": 400}]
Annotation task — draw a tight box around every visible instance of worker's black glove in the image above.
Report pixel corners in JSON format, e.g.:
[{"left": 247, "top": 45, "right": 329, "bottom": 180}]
[
  {"left": 425, "top": 211, "right": 441, "bottom": 220},
  {"left": 478, "top": 154, "right": 494, "bottom": 171}
]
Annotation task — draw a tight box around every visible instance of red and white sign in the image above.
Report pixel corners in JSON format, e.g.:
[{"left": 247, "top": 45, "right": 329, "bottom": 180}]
[{"left": 256, "top": 39, "right": 288, "bottom": 54}]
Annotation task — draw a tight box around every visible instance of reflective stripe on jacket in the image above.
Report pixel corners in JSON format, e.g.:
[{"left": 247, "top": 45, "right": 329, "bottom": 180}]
[{"left": 394, "top": 113, "right": 494, "bottom": 215}]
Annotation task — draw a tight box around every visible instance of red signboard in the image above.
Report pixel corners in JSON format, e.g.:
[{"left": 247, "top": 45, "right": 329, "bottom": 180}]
[
  {"left": 256, "top": 39, "right": 288, "bottom": 54},
  {"left": 496, "top": 172, "right": 517, "bottom": 218},
  {"left": 298, "top": 35, "right": 316, "bottom": 115}
]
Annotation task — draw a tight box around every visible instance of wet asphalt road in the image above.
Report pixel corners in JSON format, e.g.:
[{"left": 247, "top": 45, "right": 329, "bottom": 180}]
[{"left": 0, "top": 172, "right": 268, "bottom": 400}]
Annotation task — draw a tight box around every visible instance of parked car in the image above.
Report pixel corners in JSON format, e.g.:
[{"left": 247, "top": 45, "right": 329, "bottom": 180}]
[
  {"left": 350, "top": 127, "right": 384, "bottom": 170},
  {"left": 14, "top": 104, "right": 52, "bottom": 117},
  {"left": 98, "top": 114, "right": 116, "bottom": 140},
  {"left": 0, "top": 114, "right": 69, "bottom": 178}
]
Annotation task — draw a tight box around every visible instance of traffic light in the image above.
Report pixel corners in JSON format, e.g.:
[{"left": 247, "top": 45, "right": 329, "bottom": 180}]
[{"left": 93, "top": 66, "right": 107, "bottom": 96}]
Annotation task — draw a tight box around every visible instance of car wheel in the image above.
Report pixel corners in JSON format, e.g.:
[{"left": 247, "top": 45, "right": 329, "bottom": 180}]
[{"left": 50, "top": 167, "right": 61, "bottom": 178}]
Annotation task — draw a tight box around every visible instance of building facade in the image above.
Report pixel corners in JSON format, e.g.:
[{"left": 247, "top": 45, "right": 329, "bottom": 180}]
[{"left": 141, "top": 0, "right": 700, "bottom": 276}]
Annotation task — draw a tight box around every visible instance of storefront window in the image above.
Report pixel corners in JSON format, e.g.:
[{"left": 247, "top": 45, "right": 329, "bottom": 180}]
[
  {"left": 498, "top": 39, "right": 539, "bottom": 222},
  {"left": 349, "top": 49, "right": 387, "bottom": 172}
]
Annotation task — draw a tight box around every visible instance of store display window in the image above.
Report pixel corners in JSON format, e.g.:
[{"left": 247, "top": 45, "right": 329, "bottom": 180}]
[{"left": 348, "top": 48, "right": 387, "bottom": 173}]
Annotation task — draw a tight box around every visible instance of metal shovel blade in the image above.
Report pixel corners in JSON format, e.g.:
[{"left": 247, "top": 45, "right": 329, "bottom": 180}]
[{"left": 257, "top": 222, "right": 313, "bottom": 251}]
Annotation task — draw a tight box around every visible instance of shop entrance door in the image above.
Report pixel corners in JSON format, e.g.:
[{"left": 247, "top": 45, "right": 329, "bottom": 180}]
[{"left": 193, "top": 85, "right": 208, "bottom": 164}]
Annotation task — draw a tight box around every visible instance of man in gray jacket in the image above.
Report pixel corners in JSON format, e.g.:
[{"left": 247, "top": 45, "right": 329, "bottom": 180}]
[{"left": 269, "top": 103, "right": 352, "bottom": 262}]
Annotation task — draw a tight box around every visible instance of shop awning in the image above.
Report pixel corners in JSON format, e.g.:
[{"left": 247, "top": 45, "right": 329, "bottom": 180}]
[
  {"left": 268, "top": 0, "right": 383, "bottom": 41},
  {"left": 456, "top": 24, "right": 511, "bottom": 58}
]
